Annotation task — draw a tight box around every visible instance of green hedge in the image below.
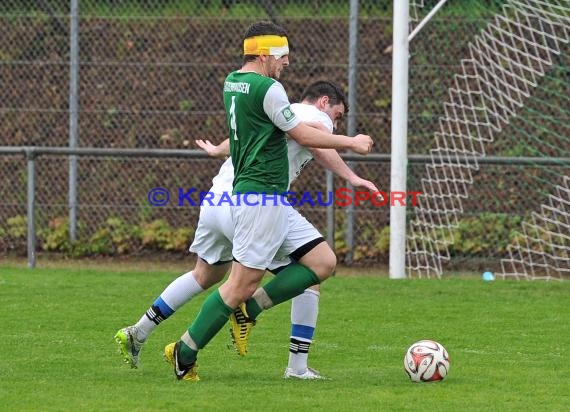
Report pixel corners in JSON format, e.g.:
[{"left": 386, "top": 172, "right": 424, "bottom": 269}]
[
  {"left": 1, "top": 211, "right": 536, "bottom": 262},
  {"left": 1, "top": 215, "right": 193, "bottom": 257}
]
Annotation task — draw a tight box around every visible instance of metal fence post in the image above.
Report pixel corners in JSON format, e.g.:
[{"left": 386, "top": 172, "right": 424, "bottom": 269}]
[
  {"left": 68, "top": 0, "right": 80, "bottom": 241},
  {"left": 326, "top": 169, "right": 334, "bottom": 247},
  {"left": 345, "top": 0, "right": 359, "bottom": 264},
  {"left": 26, "top": 149, "right": 37, "bottom": 269}
]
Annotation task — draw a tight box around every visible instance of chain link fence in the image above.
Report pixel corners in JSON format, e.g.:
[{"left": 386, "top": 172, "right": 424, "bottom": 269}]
[{"left": 0, "top": 1, "right": 567, "bottom": 274}]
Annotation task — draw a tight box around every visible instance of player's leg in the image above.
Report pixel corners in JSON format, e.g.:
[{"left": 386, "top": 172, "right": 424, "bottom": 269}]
[
  {"left": 229, "top": 257, "right": 322, "bottom": 357},
  {"left": 115, "top": 260, "right": 228, "bottom": 368},
  {"left": 115, "top": 200, "right": 232, "bottom": 368},
  {"left": 231, "top": 210, "right": 330, "bottom": 359},
  {"left": 284, "top": 236, "right": 335, "bottom": 378},
  {"left": 265, "top": 257, "right": 323, "bottom": 378},
  {"left": 285, "top": 284, "right": 322, "bottom": 379},
  {"left": 273, "top": 217, "right": 334, "bottom": 378},
  {"left": 165, "top": 262, "right": 265, "bottom": 381},
  {"left": 166, "top": 195, "right": 291, "bottom": 380},
  {"left": 242, "top": 211, "right": 334, "bottom": 320},
  {"left": 139, "top": 259, "right": 228, "bottom": 336}
]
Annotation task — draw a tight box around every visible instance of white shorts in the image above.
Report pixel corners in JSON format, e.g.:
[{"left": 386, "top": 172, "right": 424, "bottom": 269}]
[
  {"left": 270, "top": 206, "right": 323, "bottom": 267},
  {"left": 189, "top": 195, "right": 234, "bottom": 264},
  {"left": 189, "top": 193, "right": 323, "bottom": 269},
  {"left": 230, "top": 194, "right": 289, "bottom": 269}
]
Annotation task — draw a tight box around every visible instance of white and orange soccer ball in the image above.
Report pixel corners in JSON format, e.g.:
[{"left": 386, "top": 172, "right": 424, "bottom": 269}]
[{"left": 403, "top": 340, "right": 450, "bottom": 382}]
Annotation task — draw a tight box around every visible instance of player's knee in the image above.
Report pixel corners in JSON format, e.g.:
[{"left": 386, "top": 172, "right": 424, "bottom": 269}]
[
  {"left": 225, "top": 278, "right": 258, "bottom": 301},
  {"left": 193, "top": 260, "right": 228, "bottom": 288},
  {"left": 297, "top": 242, "right": 337, "bottom": 282},
  {"left": 194, "top": 270, "right": 223, "bottom": 289},
  {"left": 317, "top": 249, "right": 337, "bottom": 281},
  {"left": 219, "top": 279, "right": 258, "bottom": 307}
]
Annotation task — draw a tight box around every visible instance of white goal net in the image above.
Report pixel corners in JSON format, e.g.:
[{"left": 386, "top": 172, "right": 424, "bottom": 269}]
[{"left": 406, "top": 0, "right": 570, "bottom": 280}]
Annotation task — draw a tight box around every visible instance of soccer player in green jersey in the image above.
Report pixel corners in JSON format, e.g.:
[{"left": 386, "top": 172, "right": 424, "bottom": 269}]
[
  {"left": 164, "top": 20, "right": 373, "bottom": 381},
  {"left": 114, "top": 81, "right": 380, "bottom": 380}
]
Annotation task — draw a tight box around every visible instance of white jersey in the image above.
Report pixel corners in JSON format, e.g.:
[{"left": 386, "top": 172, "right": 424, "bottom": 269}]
[{"left": 210, "top": 103, "right": 333, "bottom": 194}]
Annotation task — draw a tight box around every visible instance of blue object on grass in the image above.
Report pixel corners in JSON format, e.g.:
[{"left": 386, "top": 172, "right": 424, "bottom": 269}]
[{"left": 482, "top": 271, "right": 495, "bottom": 281}]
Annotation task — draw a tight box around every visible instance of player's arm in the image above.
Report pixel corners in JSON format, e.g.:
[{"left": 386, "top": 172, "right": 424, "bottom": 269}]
[
  {"left": 196, "top": 119, "right": 327, "bottom": 158},
  {"left": 311, "top": 148, "right": 382, "bottom": 196},
  {"left": 265, "top": 83, "right": 373, "bottom": 155},
  {"left": 285, "top": 121, "right": 328, "bottom": 141},
  {"left": 303, "top": 121, "right": 329, "bottom": 133},
  {"left": 195, "top": 139, "right": 230, "bottom": 158},
  {"left": 195, "top": 119, "right": 322, "bottom": 158},
  {"left": 287, "top": 123, "right": 373, "bottom": 155}
]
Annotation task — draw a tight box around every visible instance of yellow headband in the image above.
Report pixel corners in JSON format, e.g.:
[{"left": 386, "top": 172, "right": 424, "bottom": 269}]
[{"left": 243, "top": 35, "right": 289, "bottom": 58}]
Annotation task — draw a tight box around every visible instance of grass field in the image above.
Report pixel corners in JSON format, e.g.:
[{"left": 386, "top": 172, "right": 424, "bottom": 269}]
[{"left": 1, "top": 263, "right": 568, "bottom": 411}]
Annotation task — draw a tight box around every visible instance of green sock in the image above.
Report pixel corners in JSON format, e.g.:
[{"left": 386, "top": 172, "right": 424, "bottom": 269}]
[
  {"left": 179, "top": 289, "right": 233, "bottom": 364},
  {"left": 178, "top": 342, "right": 198, "bottom": 366},
  {"left": 246, "top": 263, "right": 320, "bottom": 320},
  {"left": 245, "top": 298, "right": 263, "bottom": 320}
]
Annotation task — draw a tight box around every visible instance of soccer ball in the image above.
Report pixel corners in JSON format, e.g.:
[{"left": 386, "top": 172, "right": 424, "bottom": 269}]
[{"left": 403, "top": 340, "right": 450, "bottom": 382}]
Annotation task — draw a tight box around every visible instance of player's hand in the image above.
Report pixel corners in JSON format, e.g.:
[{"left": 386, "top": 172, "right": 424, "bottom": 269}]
[
  {"left": 350, "top": 177, "right": 385, "bottom": 202},
  {"left": 350, "top": 134, "right": 374, "bottom": 155},
  {"left": 195, "top": 139, "right": 228, "bottom": 158}
]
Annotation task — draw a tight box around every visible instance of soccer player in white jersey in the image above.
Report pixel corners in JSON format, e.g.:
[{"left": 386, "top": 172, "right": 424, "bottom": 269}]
[{"left": 114, "top": 80, "right": 379, "bottom": 380}]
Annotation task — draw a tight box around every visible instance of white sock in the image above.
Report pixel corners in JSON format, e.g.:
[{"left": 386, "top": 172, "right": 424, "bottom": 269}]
[
  {"left": 134, "top": 271, "right": 204, "bottom": 341},
  {"left": 288, "top": 288, "right": 319, "bottom": 373}
]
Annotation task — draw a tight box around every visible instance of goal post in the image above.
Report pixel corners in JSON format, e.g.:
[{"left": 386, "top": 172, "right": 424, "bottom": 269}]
[
  {"left": 389, "top": 0, "right": 410, "bottom": 279},
  {"left": 389, "top": 0, "right": 450, "bottom": 279}
]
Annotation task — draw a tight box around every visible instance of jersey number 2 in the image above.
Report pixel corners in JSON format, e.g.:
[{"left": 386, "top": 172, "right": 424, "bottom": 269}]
[{"left": 229, "top": 96, "right": 238, "bottom": 140}]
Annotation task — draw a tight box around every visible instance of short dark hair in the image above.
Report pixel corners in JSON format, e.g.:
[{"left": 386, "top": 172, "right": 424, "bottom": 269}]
[
  {"left": 242, "top": 20, "right": 289, "bottom": 63},
  {"left": 300, "top": 81, "right": 349, "bottom": 112}
]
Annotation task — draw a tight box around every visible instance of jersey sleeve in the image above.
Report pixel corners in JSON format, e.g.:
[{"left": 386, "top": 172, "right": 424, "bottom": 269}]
[
  {"left": 290, "top": 103, "right": 334, "bottom": 133},
  {"left": 263, "top": 82, "right": 301, "bottom": 132}
]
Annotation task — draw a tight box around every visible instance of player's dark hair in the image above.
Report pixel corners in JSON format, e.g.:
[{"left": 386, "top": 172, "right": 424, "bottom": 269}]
[
  {"left": 242, "top": 20, "right": 289, "bottom": 63},
  {"left": 300, "top": 81, "right": 349, "bottom": 112}
]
